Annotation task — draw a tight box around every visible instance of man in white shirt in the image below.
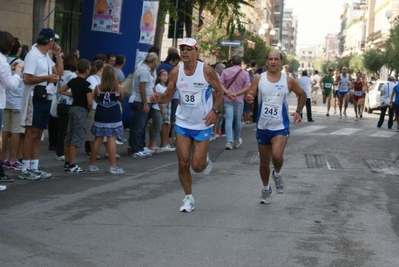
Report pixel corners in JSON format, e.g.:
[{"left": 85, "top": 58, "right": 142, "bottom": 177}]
[{"left": 19, "top": 28, "right": 64, "bottom": 180}]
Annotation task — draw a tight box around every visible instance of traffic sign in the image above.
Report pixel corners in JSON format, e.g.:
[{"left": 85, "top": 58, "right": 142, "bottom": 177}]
[{"left": 219, "top": 40, "right": 241, "bottom": 47}]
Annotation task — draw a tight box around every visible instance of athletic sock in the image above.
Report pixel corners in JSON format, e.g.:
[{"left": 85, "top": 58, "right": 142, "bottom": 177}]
[
  {"left": 22, "top": 160, "right": 30, "bottom": 172},
  {"left": 30, "top": 159, "right": 39, "bottom": 170}
]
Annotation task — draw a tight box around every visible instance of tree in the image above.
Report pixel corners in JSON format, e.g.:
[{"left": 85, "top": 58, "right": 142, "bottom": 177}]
[
  {"left": 385, "top": 25, "right": 399, "bottom": 78},
  {"left": 155, "top": 0, "right": 254, "bottom": 50},
  {"left": 348, "top": 54, "right": 365, "bottom": 74},
  {"left": 313, "top": 57, "right": 327, "bottom": 73},
  {"left": 285, "top": 54, "right": 299, "bottom": 73},
  {"left": 362, "top": 49, "right": 385, "bottom": 75},
  {"left": 337, "top": 56, "right": 351, "bottom": 72},
  {"left": 242, "top": 33, "right": 272, "bottom": 66}
]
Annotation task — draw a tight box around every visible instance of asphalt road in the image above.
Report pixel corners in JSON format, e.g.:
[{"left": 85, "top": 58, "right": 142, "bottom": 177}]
[{"left": 1, "top": 94, "right": 398, "bottom": 267}]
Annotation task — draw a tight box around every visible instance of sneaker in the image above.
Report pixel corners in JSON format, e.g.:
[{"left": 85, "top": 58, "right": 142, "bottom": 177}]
[
  {"left": 0, "top": 175, "right": 13, "bottom": 182},
  {"left": 0, "top": 185, "right": 6, "bottom": 191},
  {"left": 31, "top": 169, "right": 52, "bottom": 179},
  {"left": 202, "top": 155, "right": 212, "bottom": 175},
  {"left": 359, "top": 114, "right": 363, "bottom": 119},
  {"left": 218, "top": 132, "right": 226, "bottom": 137},
  {"left": 115, "top": 139, "right": 123, "bottom": 146},
  {"left": 64, "top": 164, "right": 70, "bottom": 172},
  {"left": 161, "top": 144, "right": 176, "bottom": 152},
  {"left": 326, "top": 113, "right": 329, "bottom": 117},
  {"left": 117, "top": 136, "right": 126, "bottom": 143},
  {"left": 272, "top": 170, "right": 285, "bottom": 194},
  {"left": 355, "top": 115, "right": 358, "bottom": 119},
  {"left": 88, "top": 165, "right": 99, "bottom": 172},
  {"left": 18, "top": 170, "right": 41, "bottom": 180},
  {"left": 4, "top": 160, "right": 22, "bottom": 170},
  {"left": 179, "top": 196, "right": 195, "bottom": 212},
  {"left": 133, "top": 151, "right": 152, "bottom": 158},
  {"left": 210, "top": 135, "right": 216, "bottom": 141},
  {"left": 343, "top": 111, "right": 347, "bottom": 118},
  {"left": 226, "top": 142, "right": 233, "bottom": 150},
  {"left": 109, "top": 167, "right": 124, "bottom": 174},
  {"left": 396, "top": 127, "right": 399, "bottom": 132},
  {"left": 143, "top": 147, "right": 155, "bottom": 153},
  {"left": 55, "top": 155, "right": 65, "bottom": 161},
  {"left": 259, "top": 188, "right": 272, "bottom": 204},
  {"left": 339, "top": 115, "right": 342, "bottom": 119},
  {"left": 234, "top": 138, "right": 243, "bottom": 148},
  {"left": 68, "top": 165, "right": 85, "bottom": 173}
]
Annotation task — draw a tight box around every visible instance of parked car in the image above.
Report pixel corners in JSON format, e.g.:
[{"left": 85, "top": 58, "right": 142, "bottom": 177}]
[{"left": 364, "top": 81, "right": 387, "bottom": 113}]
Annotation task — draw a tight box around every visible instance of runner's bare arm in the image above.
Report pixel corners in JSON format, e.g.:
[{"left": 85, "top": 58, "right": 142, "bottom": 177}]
[
  {"left": 151, "top": 68, "right": 178, "bottom": 104},
  {"left": 245, "top": 75, "right": 261, "bottom": 103}
]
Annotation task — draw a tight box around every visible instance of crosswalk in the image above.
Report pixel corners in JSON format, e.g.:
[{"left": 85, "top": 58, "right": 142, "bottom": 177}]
[{"left": 291, "top": 126, "right": 397, "bottom": 138}]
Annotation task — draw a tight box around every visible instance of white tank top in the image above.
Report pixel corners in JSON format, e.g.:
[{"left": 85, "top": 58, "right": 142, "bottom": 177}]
[
  {"left": 339, "top": 73, "right": 350, "bottom": 92},
  {"left": 257, "top": 72, "right": 290, "bottom": 131},
  {"left": 175, "top": 61, "right": 213, "bottom": 130}
]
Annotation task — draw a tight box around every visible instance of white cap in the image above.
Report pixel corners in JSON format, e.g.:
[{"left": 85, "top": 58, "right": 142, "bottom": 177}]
[{"left": 179, "top": 38, "right": 198, "bottom": 49}]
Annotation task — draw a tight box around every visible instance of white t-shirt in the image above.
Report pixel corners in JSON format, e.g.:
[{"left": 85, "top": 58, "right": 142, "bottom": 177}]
[
  {"left": 86, "top": 74, "right": 101, "bottom": 109},
  {"left": 297, "top": 76, "right": 313, "bottom": 99},
  {"left": 312, "top": 74, "right": 321, "bottom": 87},
  {"left": 153, "top": 83, "right": 167, "bottom": 111}
]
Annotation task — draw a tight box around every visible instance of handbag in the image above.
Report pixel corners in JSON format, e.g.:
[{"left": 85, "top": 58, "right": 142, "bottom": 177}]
[
  {"left": 122, "top": 72, "right": 134, "bottom": 97},
  {"left": 33, "top": 85, "right": 47, "bottom": 101}
]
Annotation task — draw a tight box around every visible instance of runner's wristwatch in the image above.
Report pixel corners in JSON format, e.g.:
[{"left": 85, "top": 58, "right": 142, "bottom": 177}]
[
  {"left": 296, "top": 110, "right": 303, "bottom": 115},
  {"left": 212, "top": 108, "right": 220, "bottom": 114}
]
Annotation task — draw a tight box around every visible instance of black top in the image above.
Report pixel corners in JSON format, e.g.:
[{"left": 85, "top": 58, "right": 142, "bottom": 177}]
[{"left": 67, "top": 77, "right": 92, "bottom": 111}]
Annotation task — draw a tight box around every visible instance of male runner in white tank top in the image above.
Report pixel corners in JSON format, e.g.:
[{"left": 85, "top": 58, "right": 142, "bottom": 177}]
[
  {"left": 245, "top": 51, "right": 306, "bottom": 204},
  {"left": 150, "top": 38, "right": 224, "bottom": 213}
]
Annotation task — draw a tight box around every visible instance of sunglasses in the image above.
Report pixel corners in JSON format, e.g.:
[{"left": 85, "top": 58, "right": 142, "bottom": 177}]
[{"left": 179, "top": 46, "right": 195, "bottom": 51}]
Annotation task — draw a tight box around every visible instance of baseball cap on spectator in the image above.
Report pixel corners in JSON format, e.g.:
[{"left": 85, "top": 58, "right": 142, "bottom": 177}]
[
  {"left": 179, "top": 38, "right": 198, "bottom": 49},
  {"left": 39, "top": 28, "right": 59, "bottom": 41}
]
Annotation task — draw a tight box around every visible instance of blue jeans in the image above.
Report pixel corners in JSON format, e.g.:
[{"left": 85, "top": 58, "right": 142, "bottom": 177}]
[
  {"left": 129, "top": 101, "right": 150, "bottom": 153},
  {"left": 223, "top": 101, "right": 243, "bottom": 143}
]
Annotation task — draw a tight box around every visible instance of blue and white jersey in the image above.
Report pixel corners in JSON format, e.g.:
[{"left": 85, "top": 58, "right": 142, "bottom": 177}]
[
  {"left": 175, "top": 61, "right": 213, "bottom": 130},
  {"left": 257, "top": 72, "right": 290, "bottom": 131}
]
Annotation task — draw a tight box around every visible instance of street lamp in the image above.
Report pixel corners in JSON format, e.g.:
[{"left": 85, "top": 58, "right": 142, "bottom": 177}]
[{"left": 385, "top": 3, "right": 399, "bottom": 24}]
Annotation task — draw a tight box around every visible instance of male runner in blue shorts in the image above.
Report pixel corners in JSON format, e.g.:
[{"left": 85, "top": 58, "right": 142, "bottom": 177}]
[
  {"left": 246, "top": 51, "right": 306, "bottom": 204},
  {"left": 150, "top": 38, "right": 224, "bottom": 212}
]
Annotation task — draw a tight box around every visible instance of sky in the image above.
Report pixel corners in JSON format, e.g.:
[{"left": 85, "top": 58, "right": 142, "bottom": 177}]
[{"left": 284, "top": 0, "right": 345, "bottom": 48}]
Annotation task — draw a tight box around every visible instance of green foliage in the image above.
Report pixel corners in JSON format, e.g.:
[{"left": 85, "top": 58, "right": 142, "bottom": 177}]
[
  {"left": 337, "top": 56, "right": 351, "bottom": 72},
  {"left": 285, "top": 54, "right": 299, "bottom": 73},
  {"left": 313, "top": 57, "right": 327, "bottom": 73},
  {"left": 242, "top": 33, "right": 272, "bottom": 66},
  {"left": 197, "top": 22, "right": 230, "bottom": 60},
  {"left": 348, "top": 54, "right": 365, "bottom": 73},
  {"left": 385, "top": 25, "right": 399, "bottom": 77},
  {"left": 197, "top": 23, "right": 273, "bottom": 63},
  {"left": 362, "top": 49, "right": 385, "bottom": 75},
  {"left": 160, "top": 0, "right": 255, "bottom": 37}
]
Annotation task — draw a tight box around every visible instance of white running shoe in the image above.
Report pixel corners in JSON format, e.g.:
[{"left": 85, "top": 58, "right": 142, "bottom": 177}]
[
  {"left": 0, "top": 185, "right": 6, "bottom": 191},
  {"left": 55, "top": 155, "right": 65, "bottom": 161},
  {"left": 234, "top": 138, "right": 243, "bottom": 148},
  {"left": 260, "top": 188, "right": 272, "bottom": 204},
  {"left": 179, "top": 196, "right": 195, "bottom": 212},
  {"left": 202, "top": 155, "right": 212, "bottom": 175},
  {"left": 160, "top": 144, "right": 176, "bottom": 152},
  {"left": 144, "top": 147, "right": 155, "bottom": 153},
  {"left": 343, "top": 111, "right": 347, "bottom": 118}
]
